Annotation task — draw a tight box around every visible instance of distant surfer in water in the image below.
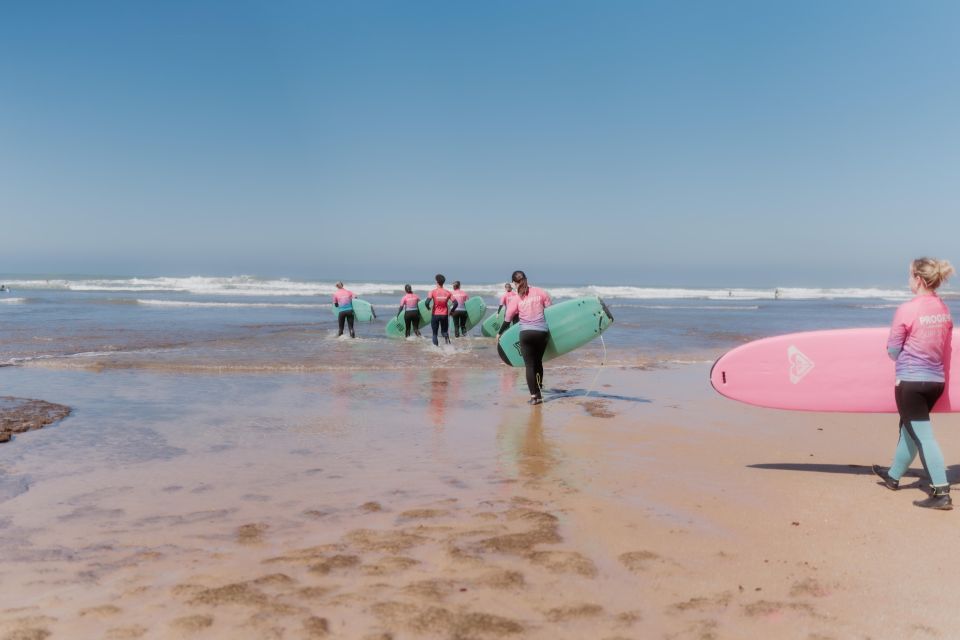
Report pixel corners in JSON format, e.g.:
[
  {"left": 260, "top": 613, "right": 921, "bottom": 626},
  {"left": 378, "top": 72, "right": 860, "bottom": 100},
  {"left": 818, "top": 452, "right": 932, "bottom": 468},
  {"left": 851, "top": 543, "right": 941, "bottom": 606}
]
[
  {"left": 397, "top": 284, "right": 422, "bottom": 338},
  {"left": 332, "top": 281, "right": 356, "bottom": 338},
  {"left": 425, "top": 274, "right": 457, "bottom": 346},
  {"left": 450, "top": 281, "right": 470, "bottom": 338},
  {"left": 498, "top": 270, "right": 552, "bottom": 405},
  {"left": 873, "top": 258, "right": 955, "bottom": 509}
]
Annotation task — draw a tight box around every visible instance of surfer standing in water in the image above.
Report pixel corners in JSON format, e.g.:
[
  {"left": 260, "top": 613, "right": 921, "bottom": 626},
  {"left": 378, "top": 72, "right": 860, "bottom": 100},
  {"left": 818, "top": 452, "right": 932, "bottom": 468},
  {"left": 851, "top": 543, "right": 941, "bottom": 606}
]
[
  {"left": 498, "top": 270, "right": 552, "bottom": 405},
  {"left": 873, "top": 258, "right": 955, "bottom": 509},
  {"left": 450, "top": 281, "right": 470, "bottom": 338},
  {"left": 397, "top": 284, "right": 422, "bottom": 338},
  {"left": 332, "top": 281, "right": 356, "bottom": 338},
  {"left": 425, "top": 274, "right": 457, "bottom": 346}
]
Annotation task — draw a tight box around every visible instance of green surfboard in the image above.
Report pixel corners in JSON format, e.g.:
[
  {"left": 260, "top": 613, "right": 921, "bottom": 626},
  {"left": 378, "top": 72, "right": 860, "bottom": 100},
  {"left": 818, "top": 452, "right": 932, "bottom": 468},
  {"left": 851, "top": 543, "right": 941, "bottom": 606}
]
[
  {"left": 331, "top": 299, "right": 376, "bottom": 323},
  {"left": 458, "top": 297, "right": 487, "bottom": 334},
  {"left": 496, "top": 297, "right": 613, "bottom": 367},
  {"left": 387, "top": 298, "right": 486, "bottom": 338},
  {"left": 385, "top": 300, "right": 432, "bottom": 338},
  {"left": 481, "top": 308, "right": 505, "bottom": 337}
]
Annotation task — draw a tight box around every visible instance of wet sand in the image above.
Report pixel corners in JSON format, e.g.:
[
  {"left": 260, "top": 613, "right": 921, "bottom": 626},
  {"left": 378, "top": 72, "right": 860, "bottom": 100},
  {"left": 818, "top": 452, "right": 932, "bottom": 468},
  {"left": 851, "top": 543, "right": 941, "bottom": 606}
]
[{"left": 2, "top": 363, "right": 960, "bottom": 639}]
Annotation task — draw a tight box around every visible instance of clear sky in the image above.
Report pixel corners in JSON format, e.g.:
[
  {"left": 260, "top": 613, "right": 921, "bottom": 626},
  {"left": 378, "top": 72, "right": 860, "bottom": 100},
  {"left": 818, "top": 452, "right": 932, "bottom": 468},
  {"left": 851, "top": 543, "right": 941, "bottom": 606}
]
[{"left": 1, "top": 1, "right": 958, "bottom": 286}]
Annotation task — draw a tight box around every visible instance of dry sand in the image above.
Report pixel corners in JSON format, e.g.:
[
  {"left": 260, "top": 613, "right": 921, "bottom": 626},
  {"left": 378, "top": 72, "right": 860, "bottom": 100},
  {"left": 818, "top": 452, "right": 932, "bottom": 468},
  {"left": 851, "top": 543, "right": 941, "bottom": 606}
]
[{"left": 2, "top": 363, "right": 960, "bottom": 639}]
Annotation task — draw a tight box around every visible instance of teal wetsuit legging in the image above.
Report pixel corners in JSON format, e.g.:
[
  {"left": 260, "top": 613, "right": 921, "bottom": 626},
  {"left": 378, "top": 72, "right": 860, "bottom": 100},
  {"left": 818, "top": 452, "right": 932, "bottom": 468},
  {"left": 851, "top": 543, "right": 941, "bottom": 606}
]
[{"left": 888, "top": 381, "right": 947, "bottom": 487}]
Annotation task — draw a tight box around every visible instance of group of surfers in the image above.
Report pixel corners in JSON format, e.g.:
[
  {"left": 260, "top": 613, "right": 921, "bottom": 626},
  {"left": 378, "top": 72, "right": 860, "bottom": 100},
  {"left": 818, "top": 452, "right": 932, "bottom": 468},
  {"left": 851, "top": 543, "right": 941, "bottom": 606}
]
[{"left": 332, "top": 270, "right": 553, "bottom": 405}]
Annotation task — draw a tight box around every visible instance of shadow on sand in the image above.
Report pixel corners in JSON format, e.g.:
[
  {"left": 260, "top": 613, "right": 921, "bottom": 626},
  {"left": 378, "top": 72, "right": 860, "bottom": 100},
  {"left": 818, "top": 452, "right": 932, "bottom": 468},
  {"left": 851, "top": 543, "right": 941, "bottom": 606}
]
[{"left": 747, "top": 463, "right": 960, "bottom": 487}]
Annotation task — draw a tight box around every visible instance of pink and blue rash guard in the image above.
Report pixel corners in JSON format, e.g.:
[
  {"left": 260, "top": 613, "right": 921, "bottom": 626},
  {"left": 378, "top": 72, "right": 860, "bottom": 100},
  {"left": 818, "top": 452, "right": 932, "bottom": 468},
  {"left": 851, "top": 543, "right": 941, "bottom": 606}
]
[
  {"left": 504, "top": 287, "right": 552, "bottom": 332},
  {"left": 498, "top": 291, "right": 517, "bottom": 308},
  {"left": 427, "top": 287, "right": 455, "bottom": 316},
  {"left": 451, "top": 290, "right": 469, "bottom": 310},
  {"left": 332, "top": 289, "right": 354, "bottom": 312},
  {"left": 399, "top": 293, "right": 420, "bottom": 311},
  {"left": 887, "top": 293, "right": 953, "bottom": 382}
]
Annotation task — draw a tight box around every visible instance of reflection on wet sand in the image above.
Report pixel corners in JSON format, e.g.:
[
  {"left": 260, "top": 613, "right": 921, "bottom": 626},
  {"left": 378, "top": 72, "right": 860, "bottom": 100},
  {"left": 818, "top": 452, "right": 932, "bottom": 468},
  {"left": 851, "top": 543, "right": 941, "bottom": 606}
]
[{"left": 497, "top": 405, "right": 557, "bottom": 482}]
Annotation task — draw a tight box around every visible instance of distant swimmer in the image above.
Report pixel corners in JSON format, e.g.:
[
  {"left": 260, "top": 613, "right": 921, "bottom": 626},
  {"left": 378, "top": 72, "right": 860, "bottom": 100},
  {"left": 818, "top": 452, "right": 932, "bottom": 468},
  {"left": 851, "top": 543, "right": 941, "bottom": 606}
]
[
  {"left": 450, "top": 281, "right": 470, "bottom": 338},
  {"left": 332, "top": 281, "right": 356, "bottom": 338},
  {"left": 498, "top": 270, "right": 552, "bottom": 405},
  {"left": 425, "top": 274, "right": 457, "bottom": 346},
  {"left": 0, "top": 285, "right": 6, "bottom": 292},
  {"left": 397, "top": 284, "right": 422, "bottom": 338},
  {"left": 774, "top": 288, "right": 781, "bottom": 300},
  {"left": 873, "top": 258, "right": 955, "bottom": 510}
]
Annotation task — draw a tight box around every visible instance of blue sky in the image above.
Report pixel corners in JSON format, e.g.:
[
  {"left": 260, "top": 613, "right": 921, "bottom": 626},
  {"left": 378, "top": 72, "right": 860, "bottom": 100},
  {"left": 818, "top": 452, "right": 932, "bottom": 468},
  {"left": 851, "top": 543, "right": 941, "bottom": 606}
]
[{"left": 1, "top": 1, "right": 958, "bottom": 286}]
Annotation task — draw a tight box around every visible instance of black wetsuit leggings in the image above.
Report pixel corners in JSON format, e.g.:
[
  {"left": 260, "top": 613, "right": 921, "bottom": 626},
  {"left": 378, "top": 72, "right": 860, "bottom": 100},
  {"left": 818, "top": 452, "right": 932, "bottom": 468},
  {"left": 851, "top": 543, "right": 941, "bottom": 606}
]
[
  {"left": 519, "top": 330, "right": 549, "bottom": 398},
  {"left": 337, "top": 310, "right": 355, "bottom": 336},
  {"left": 452, "top": 310, "right": 468, "bottom": 336},
  {"left": 430, "top": 315, "right": 450, "bottom": 345},
  {"left": 403, "top": 310, "right": 421, "bottom": 337}
]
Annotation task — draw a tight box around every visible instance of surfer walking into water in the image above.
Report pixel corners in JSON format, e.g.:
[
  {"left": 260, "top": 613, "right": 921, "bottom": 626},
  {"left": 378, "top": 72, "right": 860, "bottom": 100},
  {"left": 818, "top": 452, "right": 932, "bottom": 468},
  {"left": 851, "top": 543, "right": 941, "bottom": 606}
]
[
  {"left": 450, "top": 281, "right": 470, "bottom": 338},
  {"left": 332, "top": 281, "right": 357, "bottom": 338},
  {"left": 425, "top": 274, "right": 457, "bottom": 346},
  {"left": 873, "top": 258, "right": 955, "bottom": 510},
  {"left": 498, "top": 270, "right": 552, "bottom": 405},
  {"left": 397, "top": 284, "right": 422, "bottom": 338},
  {"left": 498, "top": 283, "right": 517, "bottom": 325}
]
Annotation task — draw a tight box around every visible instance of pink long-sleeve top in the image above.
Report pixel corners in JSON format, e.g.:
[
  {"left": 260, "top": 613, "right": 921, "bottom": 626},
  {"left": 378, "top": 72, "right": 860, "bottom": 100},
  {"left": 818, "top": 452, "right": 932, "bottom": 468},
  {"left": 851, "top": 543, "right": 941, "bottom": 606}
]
[
  {"left": 332, "top": 288, "right": 354, "bottom": 311},
  {"left": 887, "top": 293, "right": 952, "bottom": 382},
  {"left": 427, "top": 287, "right": 455, "bottom": 316},
  {"left": 504, "top": 286, "right": 552, "bottom": 332},
  {"left": 399, "top": 293, "right": 420, "bottom": 311},
  {"left": 451, "top": 290, "right": 469, "bottom": 310}
]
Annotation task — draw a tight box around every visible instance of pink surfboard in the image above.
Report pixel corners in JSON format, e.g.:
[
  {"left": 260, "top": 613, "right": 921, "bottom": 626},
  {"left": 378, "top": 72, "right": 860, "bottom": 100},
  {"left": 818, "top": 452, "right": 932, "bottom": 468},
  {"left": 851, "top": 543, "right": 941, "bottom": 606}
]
[{"left": 710, "top": 328, "right": 958, "bottom": 413}]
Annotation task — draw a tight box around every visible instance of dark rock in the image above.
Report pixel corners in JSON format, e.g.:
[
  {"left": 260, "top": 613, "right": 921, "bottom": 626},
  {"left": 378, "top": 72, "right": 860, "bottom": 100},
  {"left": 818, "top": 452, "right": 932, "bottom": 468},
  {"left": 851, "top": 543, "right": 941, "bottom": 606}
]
[{"left": 0, "top": 396, "right": 72, "bottom": 444}]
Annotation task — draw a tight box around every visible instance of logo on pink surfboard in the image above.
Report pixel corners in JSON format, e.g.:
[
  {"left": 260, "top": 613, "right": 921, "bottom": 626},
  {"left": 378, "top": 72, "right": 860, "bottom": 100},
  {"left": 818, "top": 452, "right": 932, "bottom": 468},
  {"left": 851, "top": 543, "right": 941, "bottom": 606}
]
[{"left": 787, "top": 345, "right": 814, "bottom": 384}]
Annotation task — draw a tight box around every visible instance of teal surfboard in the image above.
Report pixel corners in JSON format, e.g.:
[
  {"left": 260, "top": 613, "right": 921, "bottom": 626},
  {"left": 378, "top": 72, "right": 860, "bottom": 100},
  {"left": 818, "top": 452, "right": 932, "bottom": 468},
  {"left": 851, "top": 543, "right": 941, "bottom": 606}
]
[
  {"left": 331, "top": 299, "right": 376, "bottom": 323},
  {"left": 385, "top": 300, "right": 431, "bottom": 338},
  {"left": 459, "top": 297, "right": 487, "bottom": 334},
  {"left": 496, "top": 297, "right": 614, "bottom": 367},
  {"left": 387, "top": 297, "right": 486, "bottom": 339},
  {"left": 481, "top": 308, "right": 505, "bottom": 337}
]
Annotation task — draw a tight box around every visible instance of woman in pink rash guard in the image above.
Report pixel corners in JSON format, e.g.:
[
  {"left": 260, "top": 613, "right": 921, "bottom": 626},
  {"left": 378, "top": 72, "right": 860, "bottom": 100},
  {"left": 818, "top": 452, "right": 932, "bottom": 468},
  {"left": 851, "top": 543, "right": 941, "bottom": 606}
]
[
  {"left": 498, "top": 282, "right": 519, "bottom": 330},
  {"left": 331, "top": 281, "right": 356, "bottom": 338},
  {"left": 450, "top": 281, "right": 470, "bottom": 338},
  {"left": 497, "top": 270, "right": 552, "bottom": 405},
  {"left": 396, "top": 284, "right": 422, "bottom": 338},
  {"left": 873, "top": 258, "right": 955, "bottom": 510}
]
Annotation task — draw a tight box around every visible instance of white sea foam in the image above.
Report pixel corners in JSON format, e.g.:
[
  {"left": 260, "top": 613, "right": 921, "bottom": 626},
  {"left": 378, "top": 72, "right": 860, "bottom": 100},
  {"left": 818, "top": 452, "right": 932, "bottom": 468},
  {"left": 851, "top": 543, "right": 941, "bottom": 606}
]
[
  {"left": 136, "top": 299, "right": 324, "bottom": 309},
  {"left": 0, "top": 276, "right": 916, "bottom": 300},
  {"left": 0, "top": 297, "right": 26, "bottom": 304}
]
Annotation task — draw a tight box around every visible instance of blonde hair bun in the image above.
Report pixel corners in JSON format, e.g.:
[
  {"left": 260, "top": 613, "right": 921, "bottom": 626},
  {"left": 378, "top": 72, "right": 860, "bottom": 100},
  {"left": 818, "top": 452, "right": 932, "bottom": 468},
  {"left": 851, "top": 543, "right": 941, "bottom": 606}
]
[{"left": 912, "top": 258, "right": 954, "bottom": 290}]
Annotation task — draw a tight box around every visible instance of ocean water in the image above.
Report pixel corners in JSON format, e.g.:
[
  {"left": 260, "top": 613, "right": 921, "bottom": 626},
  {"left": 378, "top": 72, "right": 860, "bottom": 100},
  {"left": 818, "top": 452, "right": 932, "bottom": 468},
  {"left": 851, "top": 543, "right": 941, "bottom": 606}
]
[{"left": 1, "top": 275, "right": 951, "bottom": 372}]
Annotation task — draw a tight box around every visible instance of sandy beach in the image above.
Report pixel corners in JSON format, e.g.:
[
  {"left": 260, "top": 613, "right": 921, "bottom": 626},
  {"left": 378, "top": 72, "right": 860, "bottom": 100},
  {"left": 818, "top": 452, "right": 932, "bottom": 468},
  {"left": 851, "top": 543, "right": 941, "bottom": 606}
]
[{"left": 2, "top": 362, "right": 959, "bottom": 639}]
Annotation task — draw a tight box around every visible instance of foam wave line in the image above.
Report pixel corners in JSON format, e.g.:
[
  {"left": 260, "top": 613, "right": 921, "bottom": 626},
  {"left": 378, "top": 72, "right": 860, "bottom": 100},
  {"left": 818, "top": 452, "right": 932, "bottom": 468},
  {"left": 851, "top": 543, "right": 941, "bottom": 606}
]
[
  {"left": 0, "top": 276, "right": 915, "bottom": 300},
  {"left": 136, "top": 299, "right": 324, "bottom": 309}
]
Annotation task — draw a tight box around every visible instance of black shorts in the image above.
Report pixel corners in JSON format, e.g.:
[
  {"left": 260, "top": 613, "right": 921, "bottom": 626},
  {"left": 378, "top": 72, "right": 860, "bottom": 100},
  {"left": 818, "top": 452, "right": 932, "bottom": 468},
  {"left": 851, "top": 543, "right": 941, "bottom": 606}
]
[{"left": 895, "top": 380, "right": 945, "bottom": 424}]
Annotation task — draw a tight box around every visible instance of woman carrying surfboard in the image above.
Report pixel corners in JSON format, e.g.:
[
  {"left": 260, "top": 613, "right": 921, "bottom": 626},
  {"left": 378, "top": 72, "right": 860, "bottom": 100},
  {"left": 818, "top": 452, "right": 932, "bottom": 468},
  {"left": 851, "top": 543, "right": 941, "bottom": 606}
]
[
  {"left": 450, "top": 281, "right": 470, "bottom": 338},
  {"left": 396, "top": 284, "right": 422, "bottom": 338},
  {"left": 873, "top": 258, "right": 955, "bottom": 510},
  {"left": 332, "top": 281, "right": 356, "bottom": 338},
  {"left": 498, "top": 270, "right": 552, "bottom": 405}
]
